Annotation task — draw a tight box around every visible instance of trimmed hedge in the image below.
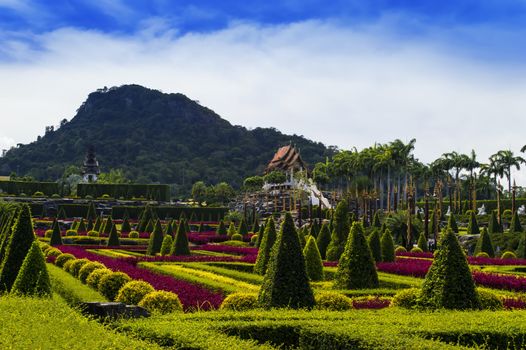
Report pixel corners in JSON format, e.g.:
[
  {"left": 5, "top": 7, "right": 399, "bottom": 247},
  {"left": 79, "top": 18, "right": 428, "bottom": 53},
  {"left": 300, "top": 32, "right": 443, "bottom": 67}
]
[
  {"left": 111, "top": 206, "right": 228, "bottom": 221},
  {"left": 77, "top": 183, "right": 170, "bottom": 201},
  {"left": 0, "top": 180, "right": 58, "bottom": 196}
]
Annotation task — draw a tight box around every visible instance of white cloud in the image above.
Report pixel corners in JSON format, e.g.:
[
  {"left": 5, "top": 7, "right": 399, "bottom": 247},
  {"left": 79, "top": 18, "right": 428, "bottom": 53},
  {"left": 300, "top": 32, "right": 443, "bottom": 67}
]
[{"left": 1, "top": 19, "right": 526, "bottom": 184}]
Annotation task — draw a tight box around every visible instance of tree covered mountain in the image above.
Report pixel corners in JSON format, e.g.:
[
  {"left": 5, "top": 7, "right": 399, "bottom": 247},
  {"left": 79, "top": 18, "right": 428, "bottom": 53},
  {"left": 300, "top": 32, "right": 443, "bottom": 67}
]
[{"left": 0, "top": 85, "right": 334, "bottom": 194}]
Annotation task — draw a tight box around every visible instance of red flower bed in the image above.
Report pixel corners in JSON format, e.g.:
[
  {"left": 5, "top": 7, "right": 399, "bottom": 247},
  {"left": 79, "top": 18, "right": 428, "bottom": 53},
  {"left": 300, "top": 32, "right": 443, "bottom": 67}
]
[{"left": 352, "top": 297, "right": 391, "bottom": 309}]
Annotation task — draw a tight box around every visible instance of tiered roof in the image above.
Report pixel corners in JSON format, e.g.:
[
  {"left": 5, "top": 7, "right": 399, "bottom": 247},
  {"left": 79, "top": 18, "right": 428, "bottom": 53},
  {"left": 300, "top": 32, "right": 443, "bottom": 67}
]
[{"left": 265, "top": 145, "right": 307, "bottom": 174}]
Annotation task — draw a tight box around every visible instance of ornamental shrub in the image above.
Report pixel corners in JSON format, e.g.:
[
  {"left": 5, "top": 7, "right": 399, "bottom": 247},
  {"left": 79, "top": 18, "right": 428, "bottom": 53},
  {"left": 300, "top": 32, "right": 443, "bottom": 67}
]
[
  {"left": 252, "top": 219, "right": 260, "bottom": 234},
  {"left": 380, "top": 229, "right": 396, "bottom": 262},
  {"left": 488, "top": 210, "right": 502, "bottom": 234},
  {"left": 11, "top": 241, "right": 51, "bottom": 297},
  {"left": 227, "top": 222, "right": 236, "bottom": 237},
  {"left": 395, "top": 246, "right": 407, "bottom": 254},
  {"left": 77, "top": 218, "right": 87, "bottom": 233},
  {"left": 316, "top": 222, "right": 331, "bottom": 259},
  {"left": 326, "top": 200, "right": 350, "bottom": 261},
  {"left": 254, "top": 217, "right": 277, "bottom": 275},
  {"left": 417, "top": 232, "right": 428, "bottom": 252},
  {"left": 107, "top": 221, "right": 120, "bottom": 247},
  {"left": 231, "top": 233, "right": 243, "bottom": 241},
  {"left": 216, "top": 220, "right": 227, "bottom": 236},
  {"left": 314, "top": 292, "right": 353, "bottom": 311},
  {"left": 98, "top": 272, "right": 131, "bottom": 301},
  {"left": 159, "top": 234, "right": 173, "bottom": 256},
  {"left": 309, "top": 221, "right": 319, "bottom": 238},
  {"left": 45, "top": 229, "right": 53, "bottom": 238},
  {"left": 303, "top": 236, "right": 324, "bottom": 281},
  {"left": 45, "top": 248, "right": 61, "bottom": 257},
  {"left": 93, "top": 216, "right": 102, "bottom": 232},
  {"left": 297, "top": 226, "right": 307, "bottom": 248},
  {"left": 467, "top": 211, "right": 480, "bottom": 235},
  {"left": 477, "top": 289, "right": 503, "bottom": 310},
  {"left": 501, "top": 251, "right": 517, "bottom": 259},
  {"left": 86, "top": 268, "right": 112, "bottom": 290},
  {"left": 116, "top": 280, "right": 155, "bottom": 305},
  {"left": 255, "top": 222, "right": 265, "bottom": 247},
  {"left": 62, "top": 259, "right": 75, "bottom": 273},
  {"left": 129, "top": 231, "right": 139, "bottom": 238},
  {"left": 55, "top": 253, "right": 75, "bottom": 268},
  {"left": 170, "top": 220, "right": 190, "bottom": 256},
  {"left": 510, "top": 211, "right": 523, "bottom": 233},
  {"left": 447, "top": 214, "right": 458, "bottom": 233},
  {"left": 419, "top": 229, "right": 481, "bottom": 310},
  {"left": 78, "top": 262, "right": 106, "bottom": 284},
  {"left": 87, "top": 230, "right": 99, "bottom": 237},
  {"left": 120, "top": 217, "right": 132, "bottom": 233},
  {"left": 516, "top": 233, "right": 526, "bottom": 259},
  {"left": 391, "top": 288, "right": 420, "bottom": 309},
  {"left": 410, "top": 247, "right": 423, "bottom": 253},
  {"left": 138, "top": 290, "right": 183, "bottom": 314},
  {"left": 137, "top": 205, "right": 156, "bottom": 233},
  {"left": 69, "top": 258, "right": 89, "bottom": 278},
  {"left": 367, "top": 229, "right": 382, "bottom": 262},
  {"left": 146, "top": 220, "right": 164, "bottom": 255},
  {"left": 238, "top": 218, "right": 249, "bottom": 236},
  {"left": 372, "top": 211, "right": 382, "bottom": 228},
  {"left": 474, "top": 227, "right": 494, "bottom": 257},
  {"left": 220, "top": 293, "right": 258, "bottom": 311},
  {"left": 86, "top": 201, "right": 97, "bottom": 221},
  {"left": 71, "top": 220, "right": 79, "bottom": 231},
  {"left": 164, "top": 220, "right": 174, "bottom": 236},
  {"left": 258, "top": 212, "right": 315, "bottom": 309},
  {"left": 65, "top": 229, "right": 76, "bottom": 236},
  {"left": 334, "top": 222, "right": 379, "bottom": 290},
  {"left": 476, "top": 252, "right": 490, "bottom": 258},
  {"left": 250, "top": 235, "right": 258, "bottom": 245},
  {"left": 0, "top": 204, "right": 35, "bottom": 292}
]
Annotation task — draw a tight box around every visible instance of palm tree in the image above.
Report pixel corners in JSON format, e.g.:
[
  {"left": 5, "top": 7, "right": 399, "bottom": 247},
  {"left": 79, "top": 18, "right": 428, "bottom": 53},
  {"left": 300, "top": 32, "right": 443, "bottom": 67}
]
[
  {"left": 521, "top": 145, "right": 526, "bottom": 153},
  {"left": 492, "top": 150, "right": 525, "bottom": 194}
]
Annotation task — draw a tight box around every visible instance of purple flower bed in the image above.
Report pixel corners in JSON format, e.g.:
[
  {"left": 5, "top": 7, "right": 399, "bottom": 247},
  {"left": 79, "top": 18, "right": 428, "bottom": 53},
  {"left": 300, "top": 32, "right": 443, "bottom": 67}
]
[
  {"left": 352, "top": 297, "right": 391, "bottom": 309},
  {"left": 396, "top": 251, "right": 434, "bottom": 259},
  {"left": 468, "top": 256, "right": 526, "bottom": 266},
  {"left": 192, "top": 244, "right": 259, "bottom": 256},
  {"left": 503, "top": 297, "right": 526, "bottom": 309},
  {"left": 56, "top": 246, "right": 224, "bottom": 311},
  {"left": 472, "top": 270, "right": 526, "bottom": 292},
  {"left": 376, "top": 259, "right": 431, "bottom": 278}
]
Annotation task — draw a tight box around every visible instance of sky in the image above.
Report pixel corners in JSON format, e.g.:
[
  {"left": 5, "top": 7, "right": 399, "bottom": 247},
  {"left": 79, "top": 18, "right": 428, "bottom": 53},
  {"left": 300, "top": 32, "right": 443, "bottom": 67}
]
[{"left": 1, "top": 0, "right": 526, "bottom": 184}]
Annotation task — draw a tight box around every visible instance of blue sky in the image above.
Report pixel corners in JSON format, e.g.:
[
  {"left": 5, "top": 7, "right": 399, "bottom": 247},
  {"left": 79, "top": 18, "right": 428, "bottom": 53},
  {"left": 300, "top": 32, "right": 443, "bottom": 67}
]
[{"left": 1, "top": 0, "right": 526, "bottom": 183}]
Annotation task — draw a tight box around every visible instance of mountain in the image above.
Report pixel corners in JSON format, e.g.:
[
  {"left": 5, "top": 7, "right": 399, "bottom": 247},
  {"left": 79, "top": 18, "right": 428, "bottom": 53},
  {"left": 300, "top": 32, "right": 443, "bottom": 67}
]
[{"left": 0, "top": 85, "right": 334, "bottom": 194}]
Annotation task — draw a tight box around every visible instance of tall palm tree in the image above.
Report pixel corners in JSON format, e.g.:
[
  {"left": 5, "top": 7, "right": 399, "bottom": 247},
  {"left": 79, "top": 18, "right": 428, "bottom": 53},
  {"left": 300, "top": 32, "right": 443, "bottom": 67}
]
[
  {"left": 492, "top": 150, "right": 525, "bottom": 194},
  {"left": 521, "top": 145, "right": 526, "bottom": 153}
]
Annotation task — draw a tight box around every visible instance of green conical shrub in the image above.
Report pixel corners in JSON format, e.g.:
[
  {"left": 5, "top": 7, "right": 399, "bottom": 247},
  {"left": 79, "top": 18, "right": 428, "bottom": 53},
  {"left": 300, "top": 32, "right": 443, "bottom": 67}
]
[
  {"left": 303, "top": 236, "right": 324, "bottom": 281},
  {"left": 316, "top": 222, "right": 331, "bottom": 260},
  {"left": 216, "top": 220, "right": 227, "bottom": 236},
  {"left": 252, "top": 219, "right": 260, "bottom": 234},
  {"left": 164, "top": 220, "right": 174, "bottom": 236},
  {"left": 146, "top": 220, "right": 164, "bottom": 255},
  {"left": 171, "top": 220, "right": 190, "bottom": 256},
  {"left": 238, "top": 218, "right": 249, "bottom": 236},
  {"left": 488, "top": 210, "right": 502, "bottom": 234},
  {"left": 258, "top": 213, "right": 315, "bottom": 309},
  {"left": 185, "top": 219, "right": 191, "bottom": 233},
  {"left": 510, "top": 212, "right": 523, "bottom": 233},
  {"left": 326, "top": 200, "right": 350, "bottom": 261},
  {"left": 380, "top": 229, "right": 396, "bottom": 262},
  {"left": 372, "top": 211, "right": 382, "bottom": 228},
  {"left": 145, "top": 218, "right": 155, "bottom": 234},
  {"left": 77, "top": 218, "right": 87, "bottom": 233},
  {"left": 419, "top": 229, "right": 481, "bottom": 310},
  {"left": 255, "top": 220, "right": 265, "bottom": 247},
  {"left": 86, "top": 219, "right": 94, "bottom": 231},
  {"left": 516, "top": 233, "right": 526, "bottom": 259},
  {"left": 361, "top": 215, "right": 369, "bottom": 228},
  {"left": 467, "top": 211, "right": 480, "bottom": 235},
  {"left": 0, "top": 204, "right": 35, "bottom": 292},
  {"left": 298, "top": 226, "right": 307, "bottom": 248},
  {"left": 334, "top": 222, "right": 379, "bottom": 289},
  {"left": 11, "top": 241, "right": 51, "bottom": 297},
  {"left": 417, "top": 232, "right": 428, "bottom": 252},
  {"left": 57, "top": 207, "right": 66, "bottom": 220},
  {"left": 49, "top": 219, "right": 63, "bottom": 246},
  {"left": 474, "top": 228, "right": 494, "bottom": 257},
  {"left": 103, "top": 218, "right": 112, "bottom": 235},
  {"left": 309, "top": 221, "right": 319, "bottom": 238},
  {"left": 71, "top": 219, "right": 79, "bottom": 231},
  {"left": 121, "top": 217, "right": 132, "bottom": 233},
  {"left": 160, "top": 234, "right": 173, "bottom": 256},
  {"left": 86, "top": 201, "right": 97, "bottom": 221},
  {"left": 254, "top": 217, "right": 277, "bottom": 275},
  {"left": 138, "top": 205, "right": 156, "bottom": 232},
  {"left": 227, "top": 222, "right": 236, "bottom": 237},
  {"left": 197, "top": 222, "right": 204, "bottom": 233},
  {"left": 367, "top": 229, "right": 382, "bottom": 262},
  {"left": 447, "top": 214, "right": 458, "bottom": 233},
  {"left": 107, "top": 221, "right": 120, "bottom": 247},
  {"left": 93, "top": 216, "right": 102, "bottom": 232}
]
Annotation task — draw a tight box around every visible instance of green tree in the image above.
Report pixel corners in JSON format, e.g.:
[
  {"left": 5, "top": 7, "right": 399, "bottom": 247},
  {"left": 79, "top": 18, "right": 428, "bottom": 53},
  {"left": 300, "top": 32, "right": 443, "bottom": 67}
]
[
  {"left": 254, "top": 217, "right": 277, "bottom": 275},
  {"left": 326, "top": 200, "right": 350, "bottom": 261},
  {"left": 97, "top": 169, "right": 130, "bottom": 184},
  {"left": 380, "top": 229, "right": 396, "bottom": 262},
  {"left": 146, "top": 219, "right": 164, "bottom": 255},
  {"left": 49, "top": 219, "right": 63, "bottom": 246},
  {"left": 107, "top": 221, "right": 120, "bottom": 246},
  {"left": 367, "top": 229, "right": 382, "bottom": 262},
  {"left": 510, "top": 211, "right": 523, "bottom": 233},
  {"left": 258, "top": 213, "right": 315, "bottom": 309},
  {"left": 191, "top": 181, "right": 208, "bottom": 203},
  {"left": 216, "top": 220, "right": 227, "bottom": 236},
  {"left": 243, "top": 176, "right": 264, "bottom": 191},
  {"left": 372, "top": 211, "right": 382, "bottom": 228},
  {"left": 264, "top": 170, "right": 287, "bottom": 184},
  {"left": 227, "top": 222, "right": 236, "bottom": 237},
  {"left": 417, "top": 232, "right": 428, "bottom": 252},
  {"left": 419, "top": 229, "right": 481, "bottom": 310},
  {"left": 474, "top": 228, "right": 494, "bottom": 257},
  {"left": 316, "top": 222, "right": 331, "bottom": 259},
  {"left": 334, "top": 222, "right": 379, "bottom": 289},
  {"left": 467, "top": 211, "right": 480, "bottom": 235},
  {"left": 255, "top": 220, "right": 266, "bottom": 247},
  {"left": 160, "top": 234, "right": 173, "bottom": 256},
  {"left": 11, "top": 241, "right": 51, "bottom": 297},
  {"left": 86, "top": 201, "right": 97, "bottom": 221},
  {"left": 164, "top": 220, "right": 174, "bottom": 236},
  {"left": 447, "top": 214, "right": 458, "bottom": 233},
  {"left": 171, "top": 220, "right": 190, "bottom": 256},
  {"left": 121, "top": 217, "right": 132, "bottom": 233},
  {"left": 303, "top": 236, "right": 324, "bottom": 281},
  {"left": 488, "top": 210, "right": 502, "bottom": 234},
  {"left": 238, "top": 218, "right": 249, "bottom": 236},
  {"left": 77, "top": 218, "right": 87, "bottom": 232},
  {"left": 516, "top": 233, "right": 526, "bottom": 259}
]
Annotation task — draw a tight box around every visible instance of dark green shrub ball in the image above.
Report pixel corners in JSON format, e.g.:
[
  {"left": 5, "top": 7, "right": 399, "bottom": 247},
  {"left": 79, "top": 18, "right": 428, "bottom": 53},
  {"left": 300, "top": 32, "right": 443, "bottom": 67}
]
[
  {"left": 45, "top": 230, "right": 53, "bottom": 238},
  {"left": 98, "top": 272, "right": 132, "bottom": 301},
  {"left": 477, "top": 289, "right": 503, "bottom": 310},
  {"left": 55, "top": 253, "right": 75, "bottom": 268},
  {"left": 129, "top": 231, "right": 139, "bottom": 238},
  {"left": 314, "top": 292, "right": 353, "bottom": 311},
  {"left": 391, "top": 288, "right": 420, "bottom": 309},
  {"left": 231, "top": 233, "right": 243, "bottom": 241},
  {"left": 69, "top": 258, "right": 90, "bottom": 277},
  {"left": 116, "top": 281, "right": 155, "bottom": 305},
  {"left": 138, "top": 291, "right": 183, "bottom": 314},
  {"left": 395, "top": 246, "right": 407, "bottom": 254},
  {"left": 78, "top": 262, "right": 106, "bottom": 284},
  {"left": 220, "top": 293, "right": 258, "bottom": 311},
  {"left": 86, "top": 268, "right": 112, "bottom": 290}
]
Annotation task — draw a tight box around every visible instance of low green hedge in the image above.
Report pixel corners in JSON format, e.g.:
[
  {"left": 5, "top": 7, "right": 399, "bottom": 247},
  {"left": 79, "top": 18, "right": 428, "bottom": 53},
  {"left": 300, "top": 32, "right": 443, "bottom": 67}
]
[{"left": 47, "top": 264, "right": 107, "bottom": 306}]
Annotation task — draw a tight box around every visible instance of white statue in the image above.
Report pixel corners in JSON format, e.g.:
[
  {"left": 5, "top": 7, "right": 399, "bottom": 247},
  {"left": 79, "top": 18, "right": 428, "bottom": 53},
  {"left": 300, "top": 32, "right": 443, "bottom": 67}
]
[
  {"left": 518, "top": 205, "right": 526, "bottom": 216},
  {"left": 445, "top": 206, "right": 451, "bottom": 216},
  {"left": 477, "top": 204, "right": 486, "bottom": 216}
]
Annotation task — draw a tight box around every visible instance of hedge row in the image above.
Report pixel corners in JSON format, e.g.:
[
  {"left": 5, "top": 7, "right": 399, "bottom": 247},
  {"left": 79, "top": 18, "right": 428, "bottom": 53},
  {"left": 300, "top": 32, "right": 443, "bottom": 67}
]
[
  {"left": 416, "top": 198, "right": 526, "bottom": 214},
  {"left": 0, "top": 181, "right": 59, "bottom": 196},
  {"left": 111, "top": 206, "right": 227, "bottom": 221},
  {"left": 77, "top": 184, "right": 170, "bottom": 201}
]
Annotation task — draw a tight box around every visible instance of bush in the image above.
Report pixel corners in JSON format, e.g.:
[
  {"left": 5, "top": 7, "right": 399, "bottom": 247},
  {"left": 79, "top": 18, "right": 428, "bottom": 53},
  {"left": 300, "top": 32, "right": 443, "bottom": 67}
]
[
  {"left": 170, "top": 220, "right": 190, "bottom": 256},
  {"left": 417, "top": 232, "right": 428, "bottom": 252},
  {"left": 87, "top": 230, "right": 99, "bottom": 237},
  {"left": 501, "top": 251, "right": 517, "bottom": 259},
  {"left": 410, "top": 247, "right": 423, "bottom": 253},
  {"left": 220, "top": 293, "right": 258, "bottom": 311},
  {"left": 477, "top": 289, "right": 503, "bottom": 310},
  {"left": 254, "top": 217, "right": 277, "bottom": 275},
  {"left": 314, "top": 292, "right": 353, "bottom": 311},
  {"left": 55, "top": 253, "right": 75, "bottom": 268},
  {"left": 107, "top": 221, "right": 120, "bottom": 247},
  {"left": 334, "top": 222, "right": 379, "bottom": 290},
  {"left": 86, "top": 268, "right": 112, "bottom": 289},
  {"left": 250, "top": 235, "right": 258, "bottom": 245},
  {"left": 367, "top": 230, "right": 382, "bottom": 262},
  {"left": 488, "top": 210, "right": 503, "bottom": 234},
  {"left": 474, "top": 228, "right": 495, "bottom": 257},
  {"left": 11, "top": 241, "right": 52, "bottom": 297},
  {"left": 49, "top": 221, "right": 63, "bottom": 246},
  {"left": 129, "top": 231, "right": 139, "bottom": 239},
  {"left": 138, "top": 291, "right": 183, "bottom": 314},
  {"left": 303, "top": 236, "right": 324, "bottom": 281},
  {"left": 231, "top": 233, "right": 243, "bottom": 241},
  {"left": 98, "top": 272, "right": 132, "bottom": 301},
  {"left": 326, "top": 200, "right": 350, "bottom": 261},
  {"left": 517, "top": 233, "right": 526, "bottom": 259},
  {"left": 33, "top": 191, "right": 44, "bottom": 197},
  {"left": 510, "top": 211, "right": 523, "bottom": 233},
  {"left": 69, "top": 258, "right": 90, "bottom": 278},
  {"left": 258, "top": 213, "right": 315, "bottom": 309},
  {"left": 447, "top": 214, "right": 458, "bottom": 233},
  {"left": 62, "top": 259, "right": 75, "bottom": 273},
  {"left": 160, "top": 234, "right": 173, "bottom": 256},
  {"left": 216, "top": 220, "right": 227, "bottom": 236},
  {"left": 116, "top": 281, "right": 155, "bottom": 305},
  {"left": 316, "top": 222, "right": 331, "bottom": 260},
  {"left": 146, "top": 219, "right": 163, "bottom": 255},
  {"left": 391, "top": 288, "right": 420, "bottom": 309},
  {"left": 45, "top": 248, "right": 62, "bottom": 257},
  {"left": 467, "top": 211, "right": 480, "bottom": 235},
  {"left": 237, "top": 218, "right": 249, "bottom": 236},
  {"left": 419, "top": 229, "right": 481, "bottom": 310},
  {"left": 227, "top": 222, "right": 237, "bottom": 237},
  {"left": 45, "top": 230, "right": 53, "bottom": 238},
  {"left": 395, "top": 246, "right": 407, "bottom": 254},
  {"left": 78, "top": 262, "right": 106, "bottom": 284},
  {"left": 381, "top": 229, "right": 396, "bottom": 262},
  {"left": 475, "top": 252, "right": 490, "bottom": 258},
  {"left": 66, "top": 230, "right": 77, "bottom": 236}
]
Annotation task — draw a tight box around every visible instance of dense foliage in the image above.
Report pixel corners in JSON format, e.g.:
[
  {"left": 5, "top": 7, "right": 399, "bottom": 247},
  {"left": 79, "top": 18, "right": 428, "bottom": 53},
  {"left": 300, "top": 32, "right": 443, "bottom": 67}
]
[{"left": 326, "top": 200, "right": 350, "bottom": 261}]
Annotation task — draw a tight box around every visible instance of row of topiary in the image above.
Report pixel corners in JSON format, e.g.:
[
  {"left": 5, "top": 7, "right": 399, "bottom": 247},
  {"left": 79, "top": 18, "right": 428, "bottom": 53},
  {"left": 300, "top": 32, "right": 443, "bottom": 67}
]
[{"left": 43, "top": 245, "right": 183, "bottom": 315}]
